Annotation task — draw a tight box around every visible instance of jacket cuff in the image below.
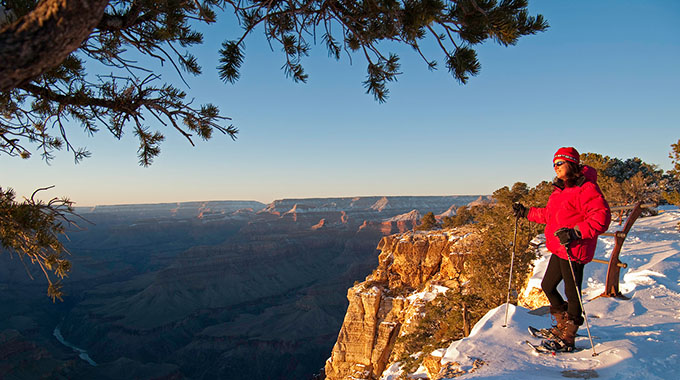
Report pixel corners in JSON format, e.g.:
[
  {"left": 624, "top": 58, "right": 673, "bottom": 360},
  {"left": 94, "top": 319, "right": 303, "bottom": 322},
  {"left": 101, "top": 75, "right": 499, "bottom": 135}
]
[
  {"left": 575, "top": 223, "right": 590, "bottom": 239},
  {"left": 574, "top": 225, "right": 582, "bottom": 238}
]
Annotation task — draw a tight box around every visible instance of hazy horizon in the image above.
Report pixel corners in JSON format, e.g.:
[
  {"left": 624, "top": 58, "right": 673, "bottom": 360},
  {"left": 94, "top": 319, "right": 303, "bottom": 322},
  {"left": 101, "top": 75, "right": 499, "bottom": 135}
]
[{"left": 72, "top": 193, "right": 489, "bottom": 208}]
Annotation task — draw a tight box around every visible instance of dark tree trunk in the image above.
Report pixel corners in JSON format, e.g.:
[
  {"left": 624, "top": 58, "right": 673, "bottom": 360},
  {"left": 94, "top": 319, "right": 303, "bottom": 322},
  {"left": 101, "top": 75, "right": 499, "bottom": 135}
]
[
  {"left": 462, "top": 303, "right": 470, "bottom": 336},
  {"left": 0, "top": 0, "right": 110, "bottom": 91}
]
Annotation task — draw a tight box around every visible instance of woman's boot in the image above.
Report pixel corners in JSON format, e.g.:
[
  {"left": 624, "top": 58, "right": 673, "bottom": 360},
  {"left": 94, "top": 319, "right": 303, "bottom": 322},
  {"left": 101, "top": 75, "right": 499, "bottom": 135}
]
[
  {"left": 548, "top": 303, "right": 569, "bottom": 339},
  {"left": 544, "top": 318, "right": 578, "bottom": 352},
  {"left": 559, "top": 319, "right": 578, "bottom": 349}
]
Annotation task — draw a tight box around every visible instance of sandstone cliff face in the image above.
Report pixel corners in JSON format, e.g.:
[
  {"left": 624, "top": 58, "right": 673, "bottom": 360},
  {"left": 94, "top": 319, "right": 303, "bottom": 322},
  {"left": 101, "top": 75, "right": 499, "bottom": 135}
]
[
  {"left": 325, "top": 227, "right": 545, "bottom": 380},
  {"left": 324, "top": 228, "right": 475, "bottom": 380}
]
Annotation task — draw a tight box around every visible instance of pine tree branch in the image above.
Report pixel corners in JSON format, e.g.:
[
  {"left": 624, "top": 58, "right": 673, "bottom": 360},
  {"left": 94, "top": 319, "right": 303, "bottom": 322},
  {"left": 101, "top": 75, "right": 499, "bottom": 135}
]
[
  {"left": 19, "top": 83, "right": 125, "bottom": 111},
  {"left": 427, "top": 25, "right": 454, "bottom": 60},
  {"left": 97, "top": 2, "right": 157, "bottom": 32},
  {"left": 0, "top": 186, "right": 78, "bottom": 301}
]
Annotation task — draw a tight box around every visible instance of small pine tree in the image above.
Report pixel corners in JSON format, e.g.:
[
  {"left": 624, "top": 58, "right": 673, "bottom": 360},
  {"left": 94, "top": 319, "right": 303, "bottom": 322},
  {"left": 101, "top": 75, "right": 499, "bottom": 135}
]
[
  {"left": 395, "top": 290, "right": 484, "bottom": 374},
  {"left": 441, "top": 206, "right": 475, "bottom": 228},
  {"left": 416, "top": 212, "right": 439, "bottom": 230}
]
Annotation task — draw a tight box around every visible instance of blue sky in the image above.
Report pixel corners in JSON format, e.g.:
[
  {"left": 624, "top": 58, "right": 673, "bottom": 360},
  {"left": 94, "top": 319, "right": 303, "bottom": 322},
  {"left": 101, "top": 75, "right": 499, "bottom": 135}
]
[{"left": 2, "top": 0, "right": 679, "bottom": 206}]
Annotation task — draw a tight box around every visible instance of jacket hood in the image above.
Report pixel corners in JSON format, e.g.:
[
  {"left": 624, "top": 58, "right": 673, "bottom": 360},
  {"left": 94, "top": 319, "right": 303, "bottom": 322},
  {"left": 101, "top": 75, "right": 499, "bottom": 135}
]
[
  {"left": 581, "top": 165, "right": 598, "bottom": 184},
  {"left": 553, "top": 164, "right": 598, "bottom": 189}
]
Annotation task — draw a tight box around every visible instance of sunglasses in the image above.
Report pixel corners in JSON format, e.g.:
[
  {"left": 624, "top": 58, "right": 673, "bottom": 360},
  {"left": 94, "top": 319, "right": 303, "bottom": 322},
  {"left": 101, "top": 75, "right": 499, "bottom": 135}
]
[{"left": 553, "top": 161, "right": 568, "bottom": 168}]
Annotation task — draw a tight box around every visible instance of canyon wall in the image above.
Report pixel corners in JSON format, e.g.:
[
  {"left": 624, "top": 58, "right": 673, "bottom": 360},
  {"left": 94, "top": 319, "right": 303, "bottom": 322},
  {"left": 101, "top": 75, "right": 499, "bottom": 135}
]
[{"left": 324, "top": 228, "right": 476, "bottom": 380}]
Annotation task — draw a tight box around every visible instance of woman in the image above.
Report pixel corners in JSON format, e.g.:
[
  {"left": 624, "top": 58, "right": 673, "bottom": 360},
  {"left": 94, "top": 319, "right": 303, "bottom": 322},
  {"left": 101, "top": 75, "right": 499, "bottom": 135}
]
[{"left": 513, "top": 147, "right": 611, "bottom": 351}]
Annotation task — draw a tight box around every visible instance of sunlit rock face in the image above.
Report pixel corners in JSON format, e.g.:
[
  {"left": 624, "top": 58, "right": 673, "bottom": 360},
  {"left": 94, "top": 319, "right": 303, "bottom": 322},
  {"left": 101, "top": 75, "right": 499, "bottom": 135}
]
[
  {"left": 325, "top": 225, "right": 555, "bottom": 380},
  {"left": 324, "top": 227, "right": 477, "bottom": 380}
]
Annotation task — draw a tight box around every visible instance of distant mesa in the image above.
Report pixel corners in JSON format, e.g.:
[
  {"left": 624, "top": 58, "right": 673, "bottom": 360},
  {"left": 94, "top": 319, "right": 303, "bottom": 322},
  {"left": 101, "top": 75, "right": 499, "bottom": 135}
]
[
  {"left": 383, "top": 209, "right": 421, "bottom": 223},
  {"left": 370, "top": 196, "right": 390, "bottom": 211},
  {"left": 284, "top": 203, "right": 317, "bottom": 215},
  {"left": 197, "top": 208, "right": 212, "bottom": 219},
  {"left": 437, "top": 205, "right": 457, "bottom": 219},
  {"left": 78, "top": 200, "right": 266, "bottom": 218},
  {"left": 233, "top": 208, "right": 255, "bottom": 215},
  {"left": 262, "top": 196, "right": 484, "bottom": 216},
  {"left": 468, "top": 195, "right": 494, "bottom": 207},
  {"left": 358, "top": 209, "right": 422, "bottom": 235}
]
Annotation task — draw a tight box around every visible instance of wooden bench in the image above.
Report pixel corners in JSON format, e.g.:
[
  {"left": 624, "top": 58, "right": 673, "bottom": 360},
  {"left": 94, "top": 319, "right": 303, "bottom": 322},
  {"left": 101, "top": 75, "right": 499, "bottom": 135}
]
[{"left": 591, "top": 201, "right": 655, "bottom": 298}]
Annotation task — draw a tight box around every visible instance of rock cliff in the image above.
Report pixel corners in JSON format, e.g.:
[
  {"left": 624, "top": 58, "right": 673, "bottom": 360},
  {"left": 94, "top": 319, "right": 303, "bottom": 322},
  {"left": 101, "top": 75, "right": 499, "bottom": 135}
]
[
  {"left": 324, "top": 226, "right": 542, "bottom": 380},
  {"left": 324, "top": 227, "right": 476, "bottom": 380}
]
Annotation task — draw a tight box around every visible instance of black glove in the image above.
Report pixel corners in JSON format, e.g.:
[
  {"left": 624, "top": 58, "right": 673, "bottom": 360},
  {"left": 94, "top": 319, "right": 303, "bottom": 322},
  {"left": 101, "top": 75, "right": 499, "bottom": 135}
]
[
  {"left": 554, "top": 227, "right": 581, "bottom": 246},
  {"left": 512, "top": 202, "right": 528, "bottom": 218}
]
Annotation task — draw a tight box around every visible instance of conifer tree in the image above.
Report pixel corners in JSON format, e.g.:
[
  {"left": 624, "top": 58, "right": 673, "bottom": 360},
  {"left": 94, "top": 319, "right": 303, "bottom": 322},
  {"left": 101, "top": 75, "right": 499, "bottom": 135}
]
[
  {"left": 417, "top": 211, "right": 439, "bottom": 230},
  {"left": 1, "top": 0, "right": 548, "bottom": 299},
  {"left": 441, "top": 205, "right": 474, "bottom": 228},
  {"left": 580, "top": 153, "right": 664, "bottom": 207},
  {"left": 461, "top": 182, "right": 546, "bottom": 308}
]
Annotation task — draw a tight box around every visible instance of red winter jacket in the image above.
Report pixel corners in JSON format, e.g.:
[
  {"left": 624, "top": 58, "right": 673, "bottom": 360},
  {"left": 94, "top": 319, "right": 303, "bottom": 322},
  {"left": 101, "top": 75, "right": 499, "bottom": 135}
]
[{"left": 527, "top": 165, "right": 612, "bottom": 264}]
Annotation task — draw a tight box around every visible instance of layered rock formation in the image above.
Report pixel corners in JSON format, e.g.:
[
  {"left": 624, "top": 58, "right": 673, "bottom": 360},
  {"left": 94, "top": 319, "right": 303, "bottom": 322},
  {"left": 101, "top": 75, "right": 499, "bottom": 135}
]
[
  {"left": 324, "top": 227, "right": 476, "bottom": 380},
  {"left": 324, "top": 221, "right": 547, "bottom": 380}
]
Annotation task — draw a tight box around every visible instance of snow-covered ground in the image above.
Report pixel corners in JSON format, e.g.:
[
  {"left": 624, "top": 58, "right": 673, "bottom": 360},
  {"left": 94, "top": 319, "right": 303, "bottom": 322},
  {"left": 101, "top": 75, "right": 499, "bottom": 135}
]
[{"left": 393, "top": 206, "right": 680, "bottom": 379}]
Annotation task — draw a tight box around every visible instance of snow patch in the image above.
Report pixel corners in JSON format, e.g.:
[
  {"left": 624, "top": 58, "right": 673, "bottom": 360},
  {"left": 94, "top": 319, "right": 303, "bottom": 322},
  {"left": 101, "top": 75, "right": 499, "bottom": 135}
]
[
  {"left": 406, "top": 285, "right": 449, "bottom": 304},
  {"left": 384, "top": 210, "right": 421, "bottom": 222}
]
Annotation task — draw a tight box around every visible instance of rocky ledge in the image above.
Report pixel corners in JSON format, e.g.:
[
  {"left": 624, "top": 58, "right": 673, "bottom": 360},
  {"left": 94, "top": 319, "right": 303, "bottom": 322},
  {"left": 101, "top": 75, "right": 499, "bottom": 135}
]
[
  {"left": 324, "top": 226, "right": 544, "bottom": 380},
  {"left": 324, "top": 227, "right": 477, "bottom": 380}
]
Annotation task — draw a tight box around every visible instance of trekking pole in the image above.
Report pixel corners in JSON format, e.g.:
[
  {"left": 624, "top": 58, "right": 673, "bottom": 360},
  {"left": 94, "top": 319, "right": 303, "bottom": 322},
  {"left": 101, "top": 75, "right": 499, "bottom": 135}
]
[
  {"left": 503, "top": 216, "right": 519, "bottom": 327},
  {"left": 564, "top": 245, "right": 598, "bottom": 357}
]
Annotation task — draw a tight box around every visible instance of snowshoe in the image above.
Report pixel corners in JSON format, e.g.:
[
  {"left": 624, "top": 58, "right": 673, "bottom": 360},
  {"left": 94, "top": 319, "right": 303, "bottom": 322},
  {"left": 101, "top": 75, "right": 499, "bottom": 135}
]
[
  {"left": 541, "top": 338, "right": 575, "bottom": 353},
  {"left": 528, "top": 325, "right": 585, "bottom": 340},
  {"left": 528, "top": 326, "right": 560, "bottom": 341},
  {"left": 525, "top": 339, "right": 579, "bottom": 355},
  {"left": 525, "top": 340, "right": 554, "bottom": 354}
]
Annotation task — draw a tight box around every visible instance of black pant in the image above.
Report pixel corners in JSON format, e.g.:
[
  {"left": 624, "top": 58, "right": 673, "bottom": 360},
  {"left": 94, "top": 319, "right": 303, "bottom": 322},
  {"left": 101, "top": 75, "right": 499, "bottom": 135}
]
[{"left": 541, "top": 253, "right": 585, "bottom": 325}]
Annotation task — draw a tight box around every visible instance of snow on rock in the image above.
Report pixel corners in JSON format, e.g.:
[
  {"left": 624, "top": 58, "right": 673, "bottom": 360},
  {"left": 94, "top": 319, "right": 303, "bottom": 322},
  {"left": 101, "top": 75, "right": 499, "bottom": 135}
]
[
  {"left": 384, "top": 210, "right": 421, "bottom": 222},
  {"left": 434, "top": 207, "right": 680, "bottom": 379},
  {"left": 437, "top": 205, "right": 457, "bottom": 218},
  {"left": 406, "top": 285, "right": 450, "bottom": 304},
  {"left": 371, "top": 196, "right": 391, "bottom": 211}
]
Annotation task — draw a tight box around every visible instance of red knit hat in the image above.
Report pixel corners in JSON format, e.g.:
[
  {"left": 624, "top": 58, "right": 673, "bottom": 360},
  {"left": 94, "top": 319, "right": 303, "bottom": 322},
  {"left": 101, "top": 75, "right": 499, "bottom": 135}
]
[{"left": 554, "top": 147, "right": 580, "bottom": 164}]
